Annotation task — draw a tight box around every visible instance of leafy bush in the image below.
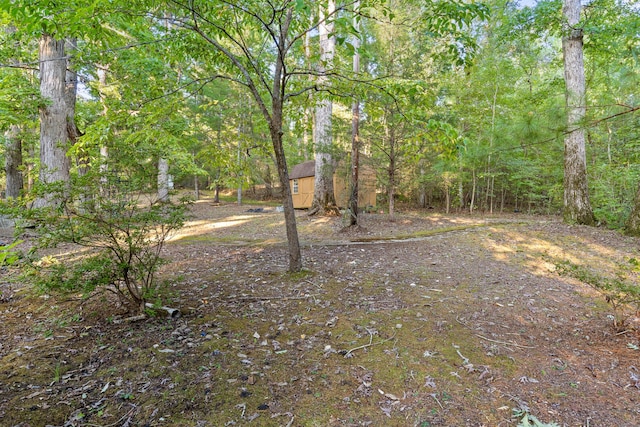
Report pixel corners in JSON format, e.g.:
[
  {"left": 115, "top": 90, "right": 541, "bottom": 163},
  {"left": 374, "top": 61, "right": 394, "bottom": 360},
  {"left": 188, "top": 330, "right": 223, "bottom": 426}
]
[
  {"left": 12, "top": 174, "right": 190, "bottom": 314},
  {"left": 0, "top": 239, "right": 23, "bottom": 268}
]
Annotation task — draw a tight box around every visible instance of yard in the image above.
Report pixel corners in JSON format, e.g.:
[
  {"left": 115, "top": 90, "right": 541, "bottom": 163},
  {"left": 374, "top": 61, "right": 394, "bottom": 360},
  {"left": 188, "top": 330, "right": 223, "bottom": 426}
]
[{"left": 1, "top": 200, "right": 639, "bottom": 426}]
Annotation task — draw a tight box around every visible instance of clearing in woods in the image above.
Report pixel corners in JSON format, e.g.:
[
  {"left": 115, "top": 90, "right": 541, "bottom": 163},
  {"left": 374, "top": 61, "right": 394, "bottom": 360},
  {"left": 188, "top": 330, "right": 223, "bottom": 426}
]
[{"left": 1, "top": 199, "right": 640, "bottom": 426}]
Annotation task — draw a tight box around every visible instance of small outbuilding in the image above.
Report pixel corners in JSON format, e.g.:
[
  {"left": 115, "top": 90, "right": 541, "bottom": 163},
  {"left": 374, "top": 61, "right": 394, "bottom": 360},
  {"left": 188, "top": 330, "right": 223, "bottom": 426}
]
[{"left": 289, "top": 159, "right": 377, "bottom": 209}]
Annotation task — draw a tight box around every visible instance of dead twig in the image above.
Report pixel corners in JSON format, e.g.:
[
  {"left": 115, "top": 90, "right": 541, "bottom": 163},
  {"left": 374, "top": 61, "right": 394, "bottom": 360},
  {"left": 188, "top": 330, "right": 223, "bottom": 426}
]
[
  {"left": 344, "top": 328, "right": 375, "bottom": 358},
  {"left": 221, "top": 294, "right": 318, "bottom": 302},
  {"left": 475, "top": 334, "right": 536, "bottom": 349},
  {"left": 303, "top": 279, "right": 321, "bottom": 288},
  {"left": 84, "top": 406, "right": 136, "bottom": 427},
  {"left": 431, "top": 393, "right": 444, "bottom": 409},
  {"left": 112, "top": 314, "right": 146, "bottom": 324},
  {"left": 344, "top": 329, "right": 397, "bottom": 358}
]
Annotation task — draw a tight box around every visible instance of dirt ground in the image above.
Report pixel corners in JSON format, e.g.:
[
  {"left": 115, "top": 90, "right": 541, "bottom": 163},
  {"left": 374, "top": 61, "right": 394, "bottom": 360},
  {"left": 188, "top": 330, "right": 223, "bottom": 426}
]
[{"left": 1, "top": 199, "right": 640, "bottom": 426}]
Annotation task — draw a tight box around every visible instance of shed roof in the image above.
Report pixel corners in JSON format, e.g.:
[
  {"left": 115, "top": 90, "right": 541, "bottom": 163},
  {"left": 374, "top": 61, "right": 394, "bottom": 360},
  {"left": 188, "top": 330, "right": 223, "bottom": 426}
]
[{"left": 289, "top": 160, "right": 315, "bottom": 179}]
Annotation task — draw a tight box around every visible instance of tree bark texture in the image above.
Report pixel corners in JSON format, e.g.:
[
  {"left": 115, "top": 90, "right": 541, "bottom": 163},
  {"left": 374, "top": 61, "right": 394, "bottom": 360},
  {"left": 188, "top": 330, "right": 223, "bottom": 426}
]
[
  {"left": 348, "top": 1, "right": 361, "bottom": 226},
  {"left": 158, "top": 158, "right": 169, "bottom": 201},
  {"left": 64, "top": 38, "right": 79, "bottom": 146},
  {"left": 562, "top": 0, "right": 594, "bottom": 225},
  {"left": 311, "top": 0, "right": 337, "bottom": 215},
  {"left": 271, "top": 124, "right": 302, "bottom": 271},
  {"left": 35, "top": 34, "right": 71, "bottom": 208},
  {"left": 4, "top": 125, "right": 23, "bottom": 198},
  {"left": 4, "top": 26, "right": 23, "bottom": 199},
  {"left": 386, "top": 122, "right": 396, "bottom": 221}
]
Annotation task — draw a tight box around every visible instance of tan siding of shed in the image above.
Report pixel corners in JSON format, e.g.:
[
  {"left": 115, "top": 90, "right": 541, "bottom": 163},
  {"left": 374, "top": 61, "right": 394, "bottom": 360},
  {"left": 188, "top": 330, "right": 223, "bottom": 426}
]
[
  {"left": 291, "top": 176, "right": 315, "bottom": 208},
  {"left": 289, "top": 160, "right": 377, "bottom": 209},
  {"left": 333, "top": 164, "right": 377, "bottom": 209}
]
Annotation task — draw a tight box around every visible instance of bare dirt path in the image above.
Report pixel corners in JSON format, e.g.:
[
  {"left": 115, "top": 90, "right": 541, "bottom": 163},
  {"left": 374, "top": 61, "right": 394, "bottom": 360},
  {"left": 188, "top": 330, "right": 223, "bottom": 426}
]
[{"left": 1, "top": 200, "right": 639, "bottom": 426}]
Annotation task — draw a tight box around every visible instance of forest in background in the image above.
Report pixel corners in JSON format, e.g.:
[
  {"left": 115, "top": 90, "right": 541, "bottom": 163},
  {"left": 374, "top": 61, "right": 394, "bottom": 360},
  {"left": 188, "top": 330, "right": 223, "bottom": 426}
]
[{"left": 0, "top": 0, "right": 639, "bottom": 225}]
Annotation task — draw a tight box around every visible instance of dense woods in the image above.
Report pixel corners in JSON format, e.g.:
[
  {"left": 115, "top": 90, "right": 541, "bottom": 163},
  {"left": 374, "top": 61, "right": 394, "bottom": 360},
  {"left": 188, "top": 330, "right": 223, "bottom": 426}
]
[{"left": 0, "top": 0, "right": 639, "bottom": 251}]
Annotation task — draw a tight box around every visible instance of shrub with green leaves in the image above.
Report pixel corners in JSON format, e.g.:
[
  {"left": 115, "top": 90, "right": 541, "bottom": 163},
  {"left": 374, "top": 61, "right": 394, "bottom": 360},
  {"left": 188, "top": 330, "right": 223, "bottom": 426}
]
[
  {"left": 0, "top": 239, "right": 23, "bottom": 268},
  {"left": 13, "top": 172, "right": 191, "bottom": 314}
]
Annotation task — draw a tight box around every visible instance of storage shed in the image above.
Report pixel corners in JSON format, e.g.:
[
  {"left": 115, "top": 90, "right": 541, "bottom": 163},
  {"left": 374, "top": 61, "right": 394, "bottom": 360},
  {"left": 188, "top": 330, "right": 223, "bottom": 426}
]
[{"left": 289, "top": 159, "right": 377, "bottom": 209}]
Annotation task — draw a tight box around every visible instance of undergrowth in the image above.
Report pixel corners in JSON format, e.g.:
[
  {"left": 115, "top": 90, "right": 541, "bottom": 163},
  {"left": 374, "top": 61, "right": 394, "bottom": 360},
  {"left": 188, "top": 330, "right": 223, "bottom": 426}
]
[
  {"left": 554, "top": 258, "right": 640, "bottom": 329},
  {"left": 3, "top": 171, "right": 191, "bottom": 315}
]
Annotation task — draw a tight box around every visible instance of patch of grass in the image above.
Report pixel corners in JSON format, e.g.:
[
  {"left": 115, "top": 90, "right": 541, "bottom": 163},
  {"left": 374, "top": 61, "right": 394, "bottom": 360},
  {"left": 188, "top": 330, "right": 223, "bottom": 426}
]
[
  {"left": 350, "top": 224, "right": 483, "bottom": 242},
  {"left": 172, "top": 235, "right": 266, "bottom": 245},
  {"left": 554, "top": 258, "right": 640, "bottom": 329}
]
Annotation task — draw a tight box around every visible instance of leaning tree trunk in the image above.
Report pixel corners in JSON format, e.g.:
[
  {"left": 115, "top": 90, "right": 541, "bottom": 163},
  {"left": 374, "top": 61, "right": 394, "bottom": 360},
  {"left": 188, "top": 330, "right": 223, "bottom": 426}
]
[
  {"left": 34, "top": 34, "right": 70, "bottom": 208},
  {"left": 311, "top": 0, "right": 338, "bottom": 216},
  {"left": 270, "top": 113, "right": 302, "bottom": 271},
  {"left": 269, "top": 8, "right": 302, "bottom": 272},
  {"left": 562, "top": 0, "right": 594, "bottom": 225},
  {"left": 4, "top": 125, "right": 23, "bottom": 198}
]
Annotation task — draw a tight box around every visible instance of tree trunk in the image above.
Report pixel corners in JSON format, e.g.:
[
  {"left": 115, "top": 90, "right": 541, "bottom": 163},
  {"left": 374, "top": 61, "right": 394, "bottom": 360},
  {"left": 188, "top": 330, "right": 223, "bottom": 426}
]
[
  {"left": 158, "top": 158, "right": 169, "bottom": 201},
  {"left": 348, "top": 2, "right": 361, "bottom": 227},
  {"left": 489, "top": 175, "right": 495, "bottom": 214},
  {"left": 445, "top": 186, "right": 450, "bottom": 214},
  {"left": 311, "top": 0, "right": 337, "bottom": 216},
  {"left": 419, "top": 162, "right": 427, "bottom": 208},
  {"left": 34, "top": 34, "right": 70, "bottom": 208},
  {"left": 458, "top": 155, "right": 465, "bottom": 211},
  {"left": 4, "top": 125, "right": 23, "bottom": 199},
  {"left": 562, "top": 0, "right": 594, "bottom": 225},
  {"left": 386, "top": 121, "right": 396, "bottom": 221},
  {"left": 194, "top": 172, "right": 200, "bottom": 200},
  {"left": 470, "top": 168, "right": 476, "bottom": 214},
  {"left": 270, "top": 121, "right": 302, "bottom": 271},
  {"left": 270, "top": 8, "right": 302, "bottom": 272},
  {"left": 4, "top": 26, "right": 23, "bottom": 199},
  {"left": 213, "top": 184, "right": 220, "bottom": 203},
  {"left": 237, "top": 141, "right": 243, "bottom": 205},
  {"left": 303, "top": 18, "right": 313, "bottom": 162},
  {"left": 625, "top": 182, "right": 640, "bottom": 236},
  {"left": 64, "top": 38, "right": 79, "bottom": 147},
  {"left": 97, "top": 65, "right": 109, "bottom": 195}
]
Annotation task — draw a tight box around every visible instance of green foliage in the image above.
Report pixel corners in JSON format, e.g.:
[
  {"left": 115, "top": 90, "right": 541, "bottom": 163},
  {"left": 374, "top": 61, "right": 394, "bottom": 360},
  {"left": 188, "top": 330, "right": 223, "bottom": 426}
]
[
  {"left": 555, "top": 258, "right": 640, "bottom": 330},
  {"left": 14, "top": 173, "right": 190, "bottom": 314},
  {"left": 0, "top": 239, "right": 23, "bottom": 268},
  {"left": 590, "top": 163, "right": 639, "bottom": 228},
  {"left": 420, "top": 0, "right": 490, "bottom": 66}
]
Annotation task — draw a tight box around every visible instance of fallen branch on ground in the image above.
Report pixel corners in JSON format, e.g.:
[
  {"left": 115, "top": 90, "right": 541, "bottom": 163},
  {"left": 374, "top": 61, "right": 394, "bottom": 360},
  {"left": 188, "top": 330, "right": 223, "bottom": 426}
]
[
  {"left": 343, "top": 329, "right": 397, "bottom": 358},
  {"left": 475, "top": 334, "right": 536, "bottom": 349}
]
